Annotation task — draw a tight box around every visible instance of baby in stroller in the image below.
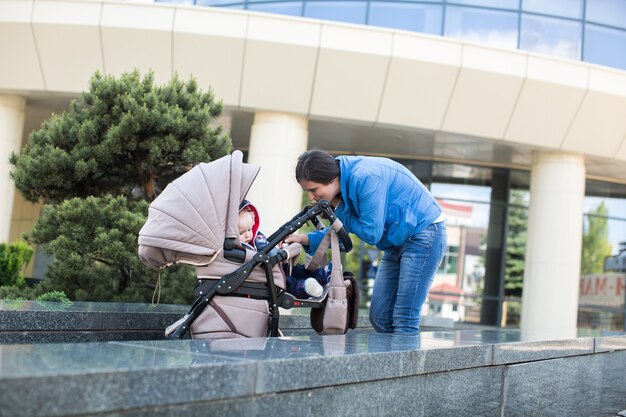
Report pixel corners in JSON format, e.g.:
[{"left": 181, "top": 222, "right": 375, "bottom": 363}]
[
  {"left": 238, "top": 200, "right": 330, "bottom": 298},
  {"left": 138, "top": 150, "right": 358, "bottom": 340}
]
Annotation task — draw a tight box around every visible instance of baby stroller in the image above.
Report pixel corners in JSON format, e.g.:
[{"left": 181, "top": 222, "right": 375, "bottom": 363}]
[{"left": 137, "top": 150, "right": 359, "bottom": 339}]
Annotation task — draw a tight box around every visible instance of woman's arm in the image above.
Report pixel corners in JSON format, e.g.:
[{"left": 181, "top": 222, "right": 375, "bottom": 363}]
[{"left": 284, "top": 228, "right": 328, "bottom": 254}]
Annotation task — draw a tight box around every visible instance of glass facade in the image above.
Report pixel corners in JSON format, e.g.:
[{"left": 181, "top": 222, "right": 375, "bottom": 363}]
[
  {"left": 158, "top": 0, "right": 626, "bottom": 71},
  {"left": 344, "top": 158, "right": 626, "bottom": 332}
]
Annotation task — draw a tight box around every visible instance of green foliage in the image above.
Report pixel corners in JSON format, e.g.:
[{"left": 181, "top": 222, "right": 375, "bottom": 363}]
[
  {"left": 581, "top": 202, "right": 613, "bottom": 274},
  {"left": 26, "top": 195, "right": 196, "bottom": 303},
  {"left": 36, "top": 291, "right": 72, "bottom": 304},
  {"left": 0, "top": 241, "right": 33, "bottom": 287},
  {"left": 0, "top": 285, "right": 36, "bottom": 300},
  {"left": 504, "top": 190, "right": 528, "bottom": 296},
  {"left": 9, "top": 70, "right": 231, "bottom": 303},
  {"left": 10, "top": 69, "right": 231, "bottom": 203}
]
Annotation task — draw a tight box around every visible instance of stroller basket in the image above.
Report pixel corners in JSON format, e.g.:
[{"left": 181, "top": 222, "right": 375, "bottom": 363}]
[{"left": 138, "top": 150, "right": 358, "bottom": 340}]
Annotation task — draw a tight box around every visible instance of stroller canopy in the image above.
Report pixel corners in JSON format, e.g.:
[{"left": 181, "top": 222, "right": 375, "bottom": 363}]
[{"left": 138, "top": 150, "right": 260, "bottom": 268}]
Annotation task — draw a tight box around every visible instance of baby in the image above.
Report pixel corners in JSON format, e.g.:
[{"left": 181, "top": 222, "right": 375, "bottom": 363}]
[
  {"left": 238, "top": 201, "right": 329, "bottom": 298},
  {"left": 238, "top": 209, "right": 255, "bottom": 250}
]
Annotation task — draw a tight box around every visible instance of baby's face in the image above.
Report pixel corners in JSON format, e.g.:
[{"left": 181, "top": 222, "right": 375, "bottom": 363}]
[{"left": 238, "top": 211, "right": 254, "bottom": 244}]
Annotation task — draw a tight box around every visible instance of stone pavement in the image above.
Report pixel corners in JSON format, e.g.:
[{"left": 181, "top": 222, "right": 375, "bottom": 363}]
[{"left": 1, "top": 327, "right": 625, "bottom": 416}]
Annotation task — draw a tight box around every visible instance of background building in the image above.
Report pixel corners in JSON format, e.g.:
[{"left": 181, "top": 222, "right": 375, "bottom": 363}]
[{"left": 1, "top": 0, "right": 625, "bottom": 336}]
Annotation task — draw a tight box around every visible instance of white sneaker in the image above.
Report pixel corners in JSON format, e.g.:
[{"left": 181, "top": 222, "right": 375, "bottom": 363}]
[{"left": 304, "top": 278, "right": 323, "bottom": 297}]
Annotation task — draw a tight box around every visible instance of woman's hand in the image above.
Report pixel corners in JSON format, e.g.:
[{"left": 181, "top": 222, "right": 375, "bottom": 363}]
[{"left": 284, "top": 233, "right": 309, "bottom": 246}]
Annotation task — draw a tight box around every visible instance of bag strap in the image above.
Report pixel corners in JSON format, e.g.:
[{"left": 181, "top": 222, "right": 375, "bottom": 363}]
[
  {"left": 306, "top": 218, "right": 346, "bottom": 272},
  {"left": 306, "top": 232, "right": 330, "bottom": 271},
  {"left": 328, "top": 228, "right": 344, "bottom": 287}
]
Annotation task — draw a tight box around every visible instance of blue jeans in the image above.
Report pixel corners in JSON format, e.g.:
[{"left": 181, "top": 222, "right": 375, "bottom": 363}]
[{"left": 369, "top": 222, "right": 447, "bottom": 334}]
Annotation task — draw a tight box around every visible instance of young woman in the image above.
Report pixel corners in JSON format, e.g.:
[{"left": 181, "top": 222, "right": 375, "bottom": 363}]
[{"left": 285, "top": 149, "right": 447, "bottom": 334}]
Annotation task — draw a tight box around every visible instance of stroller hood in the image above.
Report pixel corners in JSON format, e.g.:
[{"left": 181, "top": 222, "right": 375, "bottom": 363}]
[{"left": 138, "top": 150, "right": 260, "bottom": 268}]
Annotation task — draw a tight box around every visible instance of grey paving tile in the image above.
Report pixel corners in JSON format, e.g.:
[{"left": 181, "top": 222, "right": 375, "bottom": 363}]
[
  {"left": 422, "top": 366, "right": 504, "bottom": 417},
  {"left": 594, "top": 334, "right": 626, "bottom": 353},
  {"left": 0, "top": 341, "right": 255, "bottom": 417},
  {"left": 493, "top": 337, "right": 594, "bottom": 365},
  {"left": 502, "top": 354, "right": 605, "bottom": 416}
]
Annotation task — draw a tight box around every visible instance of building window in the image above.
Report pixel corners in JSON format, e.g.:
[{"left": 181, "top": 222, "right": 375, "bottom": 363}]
[
  {"left": 586, "top": 0, "right": 626, "bottom": 29},
  {"left": 583, "top": 24, "right": 626, "bottom": 70},
  {"left": 247, "top": 1, "right": 303, "bottom": 16},
  {"left": 368, "top": 3, "right": 443, "bottom": 34},
  {"left": 303, "top": 1, "right": 367, "bottom": 24},
  {"left": 449, "top": 0, "right": 520, "bottom": 10},
  {"left": 520, "top": 14, "right": 582, "bottom": 60},
  {"left": 521, "top": 0, "right": 583, "bottom": 19},
  {"left": 196, "top": 0, "right": 244, "bottom": 6},
  {"left": 444, "top": 5, "right": 519, "bottom": 50}
]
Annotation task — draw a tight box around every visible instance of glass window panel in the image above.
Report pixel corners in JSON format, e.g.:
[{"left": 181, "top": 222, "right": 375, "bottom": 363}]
[
  {"left": 520, "top": 14, "right": 582, "bottom": 60},
  {"left": 448, "top": 0, "right": 519, "bottom": 10},
  {"left": 197, "top": 0, "right": 243, "bottom": 5},
  {"left": 586, "top": 179, "right": 626, "bottom": 199},
  {"left": 247, "top": 1, "right": 303, "bottom": 16},
  {"left": 583, "top": 196, "right": 626, "bottom": 253},
  {"left": 579, "top": 210, "right": 626, "bottom": 332},
  {"left": 586, "top": 0, "right": 626, "bottom": 29},
  {"left": 156, "top": 0, "right": 194, "bottom": 4},
  {"left": 522, "top": 0, "right": 583, "bottom": 19},
  {"left": 583, "top": 24, "right": 626, "bottom": 70},
  {"left": 505, "top": 190, "right": 528, "bottom": 305},
  {"left": 368, "top": 3, "right": 443, "bottom": 34},
  {"left": 444, "top": 6, "right": 519, "bottom": 49},
  {"left": 304, "top": 1, "right": 367, "bottom": 24},
  {"left": 509, "top": 169, "right": 530, "bottom": 191},
  {"left": 432, "top": 163, "right": 493, "bottom": 186},
  {"left": 432, "top": 189, "right": 492, "bottom": 225}
]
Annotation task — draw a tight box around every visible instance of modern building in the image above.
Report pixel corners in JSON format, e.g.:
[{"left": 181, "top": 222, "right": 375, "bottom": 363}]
[{"left": 1, "top": 0, "right": 626, "bottom": 337}]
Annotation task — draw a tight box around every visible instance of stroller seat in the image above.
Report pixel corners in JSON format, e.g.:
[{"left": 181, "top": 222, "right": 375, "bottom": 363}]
[{"left": 138, "top": 150, "right": 358, "bottom": 340}]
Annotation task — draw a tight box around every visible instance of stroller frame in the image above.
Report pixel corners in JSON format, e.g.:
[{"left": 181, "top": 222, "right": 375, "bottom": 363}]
[{"left": 168, "top": 199, "right": 352, "bottom": 339}]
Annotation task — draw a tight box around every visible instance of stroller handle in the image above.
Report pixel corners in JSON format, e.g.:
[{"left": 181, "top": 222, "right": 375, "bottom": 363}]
[
  {"left": 264, "top": 200, "right": 352, "bottom": 253},
  {"left": 316, "top": 200, "right": 353, "bottom": 253}
]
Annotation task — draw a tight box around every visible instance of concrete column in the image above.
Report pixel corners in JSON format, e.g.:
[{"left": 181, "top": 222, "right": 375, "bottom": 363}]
[
  {"left": 521, "top": 151, "right": 585, "bottom": 339},
  {"left": 0, "top": 95, "right": 26, "bottom": 243},
  {"left": 245, "top": 112, "right": 308, "bottom": 233}
]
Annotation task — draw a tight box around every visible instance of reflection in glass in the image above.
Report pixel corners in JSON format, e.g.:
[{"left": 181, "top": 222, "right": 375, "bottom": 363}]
[
  {"left": 304, "top": 1, "right": 367, "bottom": 24},
  {"left": 583, "top": 24, "right": 626, "bottom": 70},
  {"left": 368, "top": 3, "right": 443, "bottom": 34},
  {"left": 520, "top": 14, "right": 581, "bottom": 60},
  {"left": 432, "top": 163, "right": 493, "bottom": 187},
  {"left": 586, "top": 0, "right": 626, "bottom": 29},
  {"left": 522, "top": 0, "right": 583, "bottom": 19},
  {"left": 427, "top": 182, "right": 492, "bottom": 325},
  {"left": 247, "top": 1, "right": 303, "bottom": 16},
  {"left": 197, "top": 0, "right": 243, "bottom": 5},
  {"left": 503, "top": 189, "right": 528, "bottom": 329},
  {"left": 583, "top": 196, "right": 626, "bottom": 258},
  {"left": 578, "top": 191, "right": 626, "bottom": 332},
  {"left": 444, "top": 5, "right": 519, "bottom": 49},
  {"left": 450, "top": 0, "right": 519, "bottom": 10}
]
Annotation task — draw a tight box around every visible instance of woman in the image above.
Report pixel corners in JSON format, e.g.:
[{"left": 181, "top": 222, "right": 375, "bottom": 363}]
[{"left": 285, "top": 149, "right": 447, "bottom": 334}]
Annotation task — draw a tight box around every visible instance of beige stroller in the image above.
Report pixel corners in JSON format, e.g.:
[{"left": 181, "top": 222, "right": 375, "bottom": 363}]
[{"left": 138, "top": 150, "right": 358, "bottom": 339}]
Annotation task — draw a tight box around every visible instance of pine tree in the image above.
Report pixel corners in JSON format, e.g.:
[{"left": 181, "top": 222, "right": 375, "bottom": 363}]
[
  {"left": 504, "top": 190, "right": 528, "bottom": 297},
  {"left": 10, "top": 70, "right": 232, "bottom": 302},
  {"left": 11, "top": 70, "right": 230, "bottom": 203}
]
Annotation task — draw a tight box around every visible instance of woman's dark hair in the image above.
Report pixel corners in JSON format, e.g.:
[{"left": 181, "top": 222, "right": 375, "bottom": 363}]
[{"left": 295, "top": 149, "right": 340, "bottom": 184}]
